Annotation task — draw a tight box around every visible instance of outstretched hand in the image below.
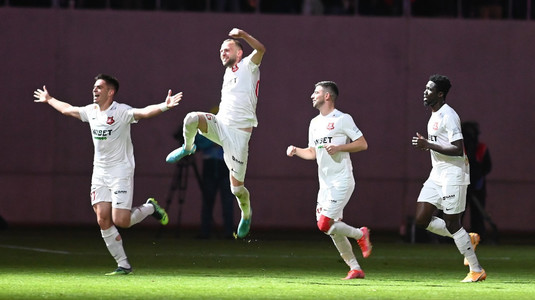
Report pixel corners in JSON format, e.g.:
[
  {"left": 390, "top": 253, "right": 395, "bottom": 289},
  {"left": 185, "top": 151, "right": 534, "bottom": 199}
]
[
  {"left": 34, "top": 85, "right": 52, "bottom": 103},
  {"left": 165, "top": 89, "right": 183, "bottom": 109}
]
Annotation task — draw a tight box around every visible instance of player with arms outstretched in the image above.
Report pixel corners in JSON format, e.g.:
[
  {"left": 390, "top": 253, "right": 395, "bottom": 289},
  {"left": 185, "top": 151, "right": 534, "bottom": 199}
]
[
  {"left": 287, "top": 81, "right": 372, "bottom": 280},
  {"left": 34, "top": 74, "right": 182, "bottom": 275},
  {"left": 165, "top": 28, "right": 266, "bottom": 239}
]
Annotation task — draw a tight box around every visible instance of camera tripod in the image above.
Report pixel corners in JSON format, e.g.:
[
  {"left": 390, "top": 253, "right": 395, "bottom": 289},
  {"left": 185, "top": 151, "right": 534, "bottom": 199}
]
[{"left": 158, "top": 154, "right": 202, "bottom": 237}]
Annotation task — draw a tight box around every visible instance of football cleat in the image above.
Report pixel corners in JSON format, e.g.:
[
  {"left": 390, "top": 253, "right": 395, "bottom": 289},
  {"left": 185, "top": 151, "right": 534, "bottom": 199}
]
[
  {"left": 236, "top": 210, "right": 252, "bottom": 239},
  {"left": 357, "top": 227, "right": 372, "bottom": 258},
  {"left": 146, "top": 198, "right": 169, "bottom": 225},
  {"left": 105, "top": 266, "right": 132, "bottom": 276},
  {"left": 165, "top": 144, "right": 196, "bottom": 163},
  {"left": 464, "top": 232, "right": 481, "bottom": 266},
  {"left": 461, "top": 269, "right": 486, "bottom": 282},
  {"left": 343, "top": 269, "right": 365, "bottom": 280}
]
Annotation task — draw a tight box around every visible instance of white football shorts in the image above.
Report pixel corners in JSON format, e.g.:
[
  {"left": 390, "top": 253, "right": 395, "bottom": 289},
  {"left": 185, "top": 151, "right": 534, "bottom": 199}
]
[
  {"left": 90, "top": 165, "right": 134, "bottom": 210},
  {"left": 199, "top": 113, "right": 251, "bottom": 183},
  {"left": 315, "top": 180, "right": 355, "bottom": 221},
  {"left": 417, "top": 178, "right": 467, "bottom": 215}
]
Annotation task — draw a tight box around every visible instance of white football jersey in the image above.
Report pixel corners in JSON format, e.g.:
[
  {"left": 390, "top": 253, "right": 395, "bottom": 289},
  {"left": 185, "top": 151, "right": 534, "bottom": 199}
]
[
  {"left": 308, "top": 109, "right": 363, "bottom": 187},
  {"left": 427, "top": 104, "right": 470, "bottom": 185},
  {"left": 79, "top": 101, "right": 137, "bottom": 169},
  {"left": 217, "top": 54, "right": 260, "bottom": 128}
]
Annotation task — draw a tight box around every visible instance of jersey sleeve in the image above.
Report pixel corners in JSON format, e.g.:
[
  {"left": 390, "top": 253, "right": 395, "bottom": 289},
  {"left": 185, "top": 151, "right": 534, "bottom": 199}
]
[
  {"left": 444, "top": 113, "right": 463, "bottom": 142},
  {"left": 117, "top": 103, "right": 137, "bottom": 125},
  {"left": 78, "top": 104, "right": 93, "bottom": 123},
  {"left": 341, "top": 114, "right": 363, "bottom": 141},
  {"left": 244, "top": 55, "right": 260, "bottom": 73}
]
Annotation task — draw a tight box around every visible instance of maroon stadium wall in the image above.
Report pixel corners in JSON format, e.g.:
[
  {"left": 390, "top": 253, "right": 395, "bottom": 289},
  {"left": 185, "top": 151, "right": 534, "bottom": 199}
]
[{"left": 1, "top": 8, "right": 534, "bottom": 233}]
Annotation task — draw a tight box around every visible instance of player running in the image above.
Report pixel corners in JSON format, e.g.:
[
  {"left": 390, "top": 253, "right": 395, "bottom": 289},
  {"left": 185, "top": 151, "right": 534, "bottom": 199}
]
[
  {"left": 165, "top": 28, "right": 265, "bottom": 239},
  {"left": 411, "top": 74, "right": 486, "bottom": 282},
  {"left": 286, "top": 81, "right": 372, "bottom": 280},
  {"left": 34, "top": 74, "right": 182, "bottom": 275}
]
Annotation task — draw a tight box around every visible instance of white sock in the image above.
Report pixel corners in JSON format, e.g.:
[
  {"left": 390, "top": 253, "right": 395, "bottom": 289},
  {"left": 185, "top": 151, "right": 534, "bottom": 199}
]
[
  {"left": 331, "top": 234, "right": 361, "bottom": 270},
  {"left": 327, "top": 221, "right": 363, "bottom": 239},
  {"left": 426, "top": 216, "right": 453, "bottom": 237},
  {"left": 231, "top": 185, "right": 251, "bottom": 219},
  {"left": 452, "top": 228, "right": 482, "bottom": 272},
  {"left": 101, "top": 226, "right": 130, "bottom": 269},
  {"left": 183, "top": 112, "right": 199, "bottom": 151},
  {"left": 129, "top": 203, "right": 155, "bottom": 227}
]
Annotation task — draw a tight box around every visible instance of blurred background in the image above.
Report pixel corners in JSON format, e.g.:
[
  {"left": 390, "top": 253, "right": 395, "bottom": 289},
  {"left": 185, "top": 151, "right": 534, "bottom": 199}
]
[{"left": 1, "top": 0, "right": 533, "bottom": 241}]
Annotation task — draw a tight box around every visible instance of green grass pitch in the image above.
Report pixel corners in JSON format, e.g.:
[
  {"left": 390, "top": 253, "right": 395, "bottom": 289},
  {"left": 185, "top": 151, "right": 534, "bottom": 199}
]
[{"left": 0, "top": 227, "right": 533, "bottom": 299}]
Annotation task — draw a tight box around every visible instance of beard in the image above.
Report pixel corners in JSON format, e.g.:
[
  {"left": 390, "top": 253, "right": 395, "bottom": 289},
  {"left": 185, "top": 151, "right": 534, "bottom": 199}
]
[
  {"left": 223, "top": 57, "right": 237, "bottom": 68},
  {"left": 424, "top": 98, "right": 437, "bottom": 107}
]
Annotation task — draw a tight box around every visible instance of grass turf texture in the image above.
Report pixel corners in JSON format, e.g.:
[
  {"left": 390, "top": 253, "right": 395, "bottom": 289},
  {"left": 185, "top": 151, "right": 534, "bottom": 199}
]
[{"left": 0, "top": 227, "right": 533, "bottom": 299}]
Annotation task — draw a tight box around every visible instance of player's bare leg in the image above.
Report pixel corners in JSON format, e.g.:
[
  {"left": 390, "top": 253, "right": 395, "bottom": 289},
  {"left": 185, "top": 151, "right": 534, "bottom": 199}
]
[{"left": 94, "top": 203, "right": 131, "bottom": 275}]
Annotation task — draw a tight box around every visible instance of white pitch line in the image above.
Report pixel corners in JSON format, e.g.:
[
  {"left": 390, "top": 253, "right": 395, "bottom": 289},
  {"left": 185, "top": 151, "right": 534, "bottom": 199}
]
[{"left": 0, "top": 244, "right": 71, "bottom": 255}]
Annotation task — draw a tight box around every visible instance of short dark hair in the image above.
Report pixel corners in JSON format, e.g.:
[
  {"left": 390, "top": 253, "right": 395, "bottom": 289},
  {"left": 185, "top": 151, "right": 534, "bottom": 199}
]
[
  {"left": 223, "top": 38, "right": 243, "bottom": 51},
  {"left": 315, "top": 81, "right": 339, "bottom": 100},
  {"left": 95, "top": 74, "right": 119, "bottom": 94},
  {"left": 429, "top": 74, "right": 451, "bottom": 99}
]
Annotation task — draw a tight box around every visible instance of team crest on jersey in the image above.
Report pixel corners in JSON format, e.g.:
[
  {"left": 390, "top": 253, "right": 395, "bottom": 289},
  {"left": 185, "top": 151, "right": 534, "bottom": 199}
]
[
  {"left": 432, "top": 122, "right": 438, "bottom": 130},
  {"left": 326, "top": 122, "right": 335, "bottom": 130},
  {"left": 232, "top": 65, "right": 239, "bottom": 72},
  {"left": 107, "top": 116, "right": 115, "bottom": 125}
]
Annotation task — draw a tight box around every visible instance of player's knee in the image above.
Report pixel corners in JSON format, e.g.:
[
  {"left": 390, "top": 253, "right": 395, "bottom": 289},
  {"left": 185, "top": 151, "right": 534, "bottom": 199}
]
[
  {"left": 317, "top": 215, "right": 332, "bottom": 233},
  {"left": 110, "top": 214, "right": 130, "bottom": 229},
  {"left": 113, "top": 219, "right": 130, "bottom": 229},
  {"left": 96, "top": 217, "right": 112, "bottom": 230},
  {"left": 414, "top": 215, "right": 431, "bottom": 229},
  {"left": 184, "top": 112, "right": 199, "bottom": 126}
]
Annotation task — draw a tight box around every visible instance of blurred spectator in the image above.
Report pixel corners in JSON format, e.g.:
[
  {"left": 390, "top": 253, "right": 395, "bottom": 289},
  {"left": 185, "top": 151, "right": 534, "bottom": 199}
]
[
  {"left": 462, "top": 121, "right": 492, "bottom": 239},
  {"left": 302, "top": 0, "right": 324, "bottom": 15},
  {"left": 476, "top": 0, "right": 504, "bottom": 19}
]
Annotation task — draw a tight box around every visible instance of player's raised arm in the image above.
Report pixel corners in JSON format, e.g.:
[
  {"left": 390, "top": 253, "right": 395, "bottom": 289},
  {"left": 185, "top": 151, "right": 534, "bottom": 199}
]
[
  {"left": 132, "top": 89, "right": 183, "bottom": 120},
  {"left": 228, "top": 28, "right": 266, "bottom": 66},
  {"left": 34, "top": 85, "right": 81, "bottom": 120}
]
